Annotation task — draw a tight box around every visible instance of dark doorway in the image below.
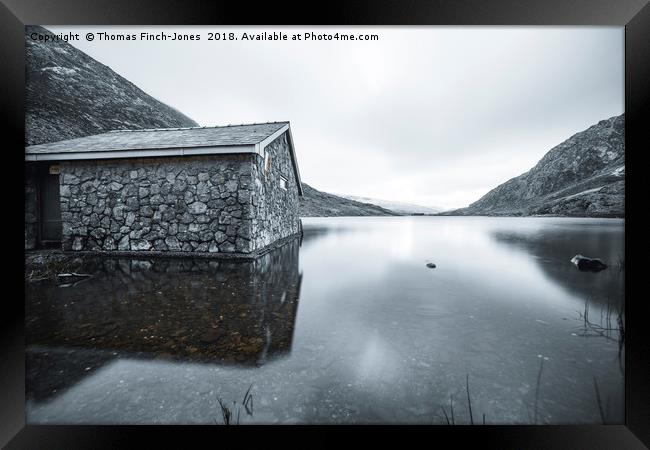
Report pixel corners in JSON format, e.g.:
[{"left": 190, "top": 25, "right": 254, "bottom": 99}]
[{"left": 39, "top": 165, "right": 62, "bottom": 245}]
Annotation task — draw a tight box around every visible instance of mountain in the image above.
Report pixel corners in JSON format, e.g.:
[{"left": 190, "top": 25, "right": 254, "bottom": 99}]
[
  {"left": 25, "top": 25, "right": 198, "bottom": 146},
  {"left": 447, "top": 114, "right": 624, "bottom": 218},
  {"left": 299, "top": 184, "right": 399, "bottom": 217},
  {"left": 340, "top": 195, "right": 442, "bottom": 215}
]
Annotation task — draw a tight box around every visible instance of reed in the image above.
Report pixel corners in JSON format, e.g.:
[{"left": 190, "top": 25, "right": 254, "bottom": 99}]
[
  {"left": 438, "top": 376, "right": 484, "bottom": 425},
  {"left": 593, "top": 377, "right": 607, "bottom": 424},
  {"left": 533, "top": 357, "right": 545, "bottom": 424},
  {"left": 215, "top": 383, "right": 254, "bottom": 425}
]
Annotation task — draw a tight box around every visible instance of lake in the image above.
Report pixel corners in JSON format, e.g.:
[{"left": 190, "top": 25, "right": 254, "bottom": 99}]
[{"left": 25, "top": 216, "right": 625, "bottom": 424}]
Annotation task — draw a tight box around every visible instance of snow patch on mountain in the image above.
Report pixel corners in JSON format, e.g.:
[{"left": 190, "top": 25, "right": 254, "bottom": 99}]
[
  {"left": 560, "top": 187, "right": 604, "bottom": 201},
  {"left": 611, "top": 165, "right": 625, "bottom": 176},
  {"left": 340, "top": 196, "right": 443, "bottom": 215},
  {"left": 41, "top": 66, "right": 77, "bottom": 76}
]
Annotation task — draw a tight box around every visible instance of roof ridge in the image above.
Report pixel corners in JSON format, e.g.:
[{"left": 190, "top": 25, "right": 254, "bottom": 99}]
[{"left": 107, "top": 121, "right": 290, "bottom": 133}]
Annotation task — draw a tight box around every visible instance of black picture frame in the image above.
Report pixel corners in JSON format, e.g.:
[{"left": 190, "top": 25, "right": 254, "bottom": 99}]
[{"left": 1, "top": 1, "right": 647, "bottom": 447}]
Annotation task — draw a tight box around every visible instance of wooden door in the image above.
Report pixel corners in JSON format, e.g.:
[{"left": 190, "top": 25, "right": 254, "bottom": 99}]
[{"left": 40, "top": 172, "right": 62, "bottom": 243}]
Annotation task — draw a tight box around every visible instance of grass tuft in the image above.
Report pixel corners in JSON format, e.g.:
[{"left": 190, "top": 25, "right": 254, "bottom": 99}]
[{"left": 215, "top": 384, "right": 254, "bottom": 425}]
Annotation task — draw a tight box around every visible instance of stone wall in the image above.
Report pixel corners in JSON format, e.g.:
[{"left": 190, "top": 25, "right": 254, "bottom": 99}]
[
  {"left": 250, "top": 131, "right": 301, "bottom": 249},
  {"left": 58, "top": 154, "right": 257, "bottom": 254},
  {"left": 27, "top": 135, "right": 301, "bottom": 255}
]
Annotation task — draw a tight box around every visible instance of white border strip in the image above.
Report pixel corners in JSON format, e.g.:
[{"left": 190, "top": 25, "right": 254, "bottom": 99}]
[
  {"left": 256, "top": 124, "right": 290, "bottom": 155},
  {"left": 254, "top": 124, "right": 303, "bottom": 196},
  {"left": 25, "top": 144, "right": 256, "bottom": 161},
  {"left": 285, "top": 125, "right": 303, "bottom": 195}
]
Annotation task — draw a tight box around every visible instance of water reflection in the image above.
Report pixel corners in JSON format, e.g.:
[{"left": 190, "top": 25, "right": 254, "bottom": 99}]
[
  {"left": 490, "top": 220, "right": 624, "bottom": 308},
  {"left": 26, "top": 239, "right": 302, "bottom": 402},
  {"left": 26, "top": 218, "right": 625, "bottom": 425},
  {"left": 300, "top": 225, "right": 353, "bottom": 245}
]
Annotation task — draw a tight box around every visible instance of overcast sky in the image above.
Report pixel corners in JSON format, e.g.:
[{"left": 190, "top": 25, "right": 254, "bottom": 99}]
[{"left": 47, "top": 26, "right": 623, "bottom": 209}]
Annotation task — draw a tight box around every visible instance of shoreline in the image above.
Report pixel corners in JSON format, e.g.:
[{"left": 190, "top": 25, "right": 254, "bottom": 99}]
[{"left": 299, "top": 214, "right": 625, "bottom": 219}]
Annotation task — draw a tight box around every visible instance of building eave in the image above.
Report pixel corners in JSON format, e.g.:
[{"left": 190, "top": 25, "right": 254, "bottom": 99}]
[{"left": 24, "top": 144, "right": 257, "bottom": 162}]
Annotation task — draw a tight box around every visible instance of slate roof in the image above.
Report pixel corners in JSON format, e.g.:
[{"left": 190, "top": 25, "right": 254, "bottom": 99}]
[{"left": 25, "top": 122, "right": 289, "bottom": 154}]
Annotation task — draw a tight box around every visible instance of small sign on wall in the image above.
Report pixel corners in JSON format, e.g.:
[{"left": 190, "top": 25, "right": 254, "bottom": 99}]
[{"left": 49, "top": 165, "right": 60, "bottom": 175}]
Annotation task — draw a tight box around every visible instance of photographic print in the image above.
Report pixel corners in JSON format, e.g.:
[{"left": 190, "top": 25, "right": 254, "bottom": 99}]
[{"left": 24, "top": 25, "right": 625, "bottom": 425}]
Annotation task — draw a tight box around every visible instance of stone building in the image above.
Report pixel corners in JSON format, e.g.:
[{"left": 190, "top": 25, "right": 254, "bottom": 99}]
[{"left": 25, "top": 122, "right": 303, "bottom": 257}]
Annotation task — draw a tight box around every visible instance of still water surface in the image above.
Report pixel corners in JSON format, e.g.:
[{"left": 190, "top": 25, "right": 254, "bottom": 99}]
[{"left": 26, "top": 217, "right": 625, "bottom": 424}]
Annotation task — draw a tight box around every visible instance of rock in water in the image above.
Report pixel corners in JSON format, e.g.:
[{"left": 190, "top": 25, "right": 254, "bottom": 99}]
[
  {"left": 570, "top": 254, "right": 607, "bottom": 272},
  {"left": 426, "top": 263, "right": 437, "bottom": 269}
]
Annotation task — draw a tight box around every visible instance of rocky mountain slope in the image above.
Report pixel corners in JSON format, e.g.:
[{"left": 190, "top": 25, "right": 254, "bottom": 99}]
[
  {"left": 448, "top": 114, "right": 624, "bottom": 218},
  {"left": 299, "top": 184, "right": 399, "bottom": 217},
  {"left": 25, "top": 25, "right": 198, "bottom": 146}
]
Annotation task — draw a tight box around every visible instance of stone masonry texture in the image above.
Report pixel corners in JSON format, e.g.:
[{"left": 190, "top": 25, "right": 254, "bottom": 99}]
[{"left": 250, "top": 132, "right": 301, "bottom": 250}]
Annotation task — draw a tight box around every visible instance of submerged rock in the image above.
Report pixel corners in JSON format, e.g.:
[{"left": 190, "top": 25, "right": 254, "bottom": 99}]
[
  {"left": 426, "top": 263, "right": 437, "bottom": 269},
  {"left": 570, "top": 254, "right": 607, "bottom": 272},
  {"left": 200, "top": 328, "right": 225, "bottom": 344},
  {"left": 56, "top": 272, "right": 92, "bottom": 285}
]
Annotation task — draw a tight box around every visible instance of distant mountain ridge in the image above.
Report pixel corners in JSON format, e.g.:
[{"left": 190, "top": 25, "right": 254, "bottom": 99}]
[
  {"left": 299, "top": 184, "right": 399, "bottom": 217},
  {"left": 341, "top": 195, "right": 442, "bottom": 215},
  {"left": 25, "top": 25, "right": 198, "bottom": 146},
  {"left": 447, "top": 114, "right": 624, "bottom": 218}
]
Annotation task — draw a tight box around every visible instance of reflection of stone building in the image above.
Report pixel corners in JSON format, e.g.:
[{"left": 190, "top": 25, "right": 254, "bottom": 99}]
[{"left": 26, "top": 239, "right": 302, "bottom": 373}]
